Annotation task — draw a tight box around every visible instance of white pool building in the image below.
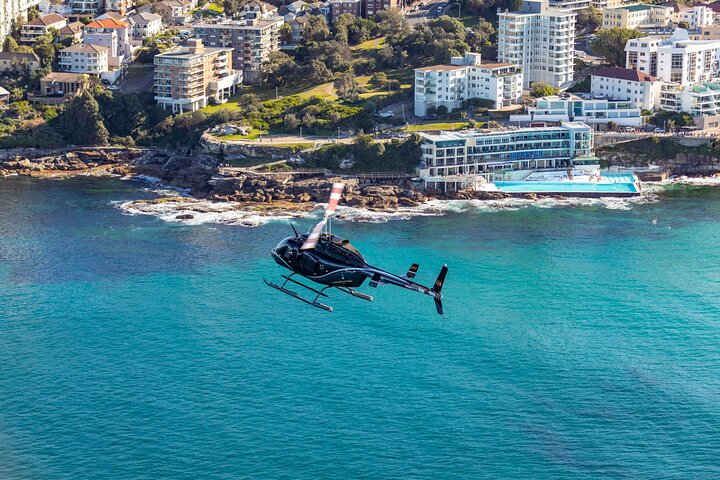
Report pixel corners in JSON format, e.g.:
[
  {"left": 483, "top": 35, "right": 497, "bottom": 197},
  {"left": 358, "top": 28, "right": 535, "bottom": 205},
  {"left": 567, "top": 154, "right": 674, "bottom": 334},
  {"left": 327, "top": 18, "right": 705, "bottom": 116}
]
[{"left": 417, "top": 122, "right": 596, "bottom": 191}]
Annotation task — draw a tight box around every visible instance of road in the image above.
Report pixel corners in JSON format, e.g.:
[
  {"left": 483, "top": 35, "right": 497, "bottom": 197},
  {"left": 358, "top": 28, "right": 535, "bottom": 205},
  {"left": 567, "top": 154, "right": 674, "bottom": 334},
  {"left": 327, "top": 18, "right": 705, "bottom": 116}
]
[
  {"left": 119, "top": 64, "right": 154, "bottom": 94},
  {"left": 405, "top": 0, "right": 448, "bottom": 26}
]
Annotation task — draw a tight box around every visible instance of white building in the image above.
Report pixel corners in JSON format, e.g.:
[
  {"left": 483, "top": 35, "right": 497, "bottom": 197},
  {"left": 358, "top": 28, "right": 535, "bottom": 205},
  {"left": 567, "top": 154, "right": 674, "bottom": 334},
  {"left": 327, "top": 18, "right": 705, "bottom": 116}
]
[
  {"left": 1, "top": 0, "right": 43, "bottom": 51},
  {"left": 548, "top": 0, "right": 591, "bottom": 13},
  {"left": 414, "top": 53, "right": 523, "bottom": 117},
  {"left": 59, "top": 42, "right": 109, "bottom": 75},
  {"left": 417, "top": 122, "right": 595, "bottom": 190},
  {"left": 672, "top": 5, "right": 714, "bottom": 30},
  {"left": 591, "top": 66, "right": 661, "bottom": 110},
  {"left": 626, "top": 29, "right": 720, "bottom": 85},
  {"left": 660, "top": 82, "right": 720, "bottom": 118},
  {"left": 510, "top": 93, "right": 644, "bottom": 128},
  {"left": 128, "top": 12, "right": 163, "bottom": 39},
  {"left": 498, "top": 0, "right": 575, "bottom": 89}
]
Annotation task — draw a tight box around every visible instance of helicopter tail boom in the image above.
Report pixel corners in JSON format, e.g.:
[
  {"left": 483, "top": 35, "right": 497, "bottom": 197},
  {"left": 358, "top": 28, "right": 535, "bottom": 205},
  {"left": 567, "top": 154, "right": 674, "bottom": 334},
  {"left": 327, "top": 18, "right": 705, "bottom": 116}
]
[{"left": 366, "top": 264, "right": 448, "bottom": 316}]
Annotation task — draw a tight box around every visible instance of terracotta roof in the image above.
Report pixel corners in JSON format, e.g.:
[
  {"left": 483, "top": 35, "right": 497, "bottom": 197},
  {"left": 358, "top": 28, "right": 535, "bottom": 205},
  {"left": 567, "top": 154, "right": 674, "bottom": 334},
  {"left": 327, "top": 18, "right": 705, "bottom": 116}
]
[
  {"left": 25, "top": 13, "right": 66, "bottom": 26},
  {"left": 84, "top": 18, "right": 128, "bottom": 29},
  {"left": 416, "top": 65, "right": 467, "bottom": 71},
  {"left": 592, "top": 67, "right": 656, "bottom": 82}
]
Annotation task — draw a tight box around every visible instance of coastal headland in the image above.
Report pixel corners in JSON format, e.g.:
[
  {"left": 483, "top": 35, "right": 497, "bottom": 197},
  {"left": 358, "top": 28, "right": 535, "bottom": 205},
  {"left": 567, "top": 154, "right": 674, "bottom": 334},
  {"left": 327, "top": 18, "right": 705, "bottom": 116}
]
[{"left": 3, "top": 140, "right": 720, "bottom": 220}]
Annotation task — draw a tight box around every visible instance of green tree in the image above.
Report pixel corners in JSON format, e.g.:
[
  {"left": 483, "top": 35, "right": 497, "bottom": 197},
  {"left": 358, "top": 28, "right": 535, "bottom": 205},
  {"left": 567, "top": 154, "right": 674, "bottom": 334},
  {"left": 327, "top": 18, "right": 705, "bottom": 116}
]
[
  {"left": 279, "top": 23, "right": 292, "bottom": 45},
  {"left": 334, "top": 73, "right": 361, "bottom": 103},
  {"left": 576, "top": 6, "right": 602, "bottom": 33},
  {"left": 592, "top": 27, "right": 642, "bottom": 66},
  {"left": 96, "top": 90, "right": 148, "bottom": 136},
  {"left": 377, "top": 8, "right": 410, "bottom": 43},
  {"left": 530, "top": 82, "right": 559, "bottom": 98},
  {"left": 2, "top": 36, "right": 19, "bottom": 52},
  {"left": 261, "top": 51, "right": 299, "bottom": 87},
  {"left": 302, "top": 15, "right": 331, "bottom": 45},
  {"left": 33, "top": 32, "right": 60, "bottom": 69},
  {"left": 61, "top": 92, "right": 109, "bottom": 146}
]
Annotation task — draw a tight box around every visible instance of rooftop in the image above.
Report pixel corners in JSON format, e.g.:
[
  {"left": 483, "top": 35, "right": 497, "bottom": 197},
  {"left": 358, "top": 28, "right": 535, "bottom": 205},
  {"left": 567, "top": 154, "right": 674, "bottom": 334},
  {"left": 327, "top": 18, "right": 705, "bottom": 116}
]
[
  {"left": 0, "top": 51, "right": 40, "bottom": 62},
  {"left": 130, "top": 11, "right": 163, "bottom": 23},
  {"left": 416, "top": 65, "right": 467, "bottom": 72},
  {"left": 593, "top": 67, "right": 656, "bottom": 82},
  {"left": 41, "top": 72, "right": 88, "bottom": 82},
  {"left": 84, "top": 18, "right": 128, "bottom": 29},
  {"left": 25, "top": 13, "right": 66, "bottom": 26},
  {"left": 419, "top": 122, "right": 591, "bottom": 142},
  {"left": 61, "top": 43, "right": 109, "bottom": 53}
]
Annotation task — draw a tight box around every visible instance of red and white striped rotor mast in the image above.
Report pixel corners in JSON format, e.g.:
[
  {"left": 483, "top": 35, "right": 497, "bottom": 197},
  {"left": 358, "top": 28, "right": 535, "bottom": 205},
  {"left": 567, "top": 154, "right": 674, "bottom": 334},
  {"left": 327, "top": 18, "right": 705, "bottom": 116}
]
[{"left": 300, "top": 183, "right": 345, "bottom": 250}]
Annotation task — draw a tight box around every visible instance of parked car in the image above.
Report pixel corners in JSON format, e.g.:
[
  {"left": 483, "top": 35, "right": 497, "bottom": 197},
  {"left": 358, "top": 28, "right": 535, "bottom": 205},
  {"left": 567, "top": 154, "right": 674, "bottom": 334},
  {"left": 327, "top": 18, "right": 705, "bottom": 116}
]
[
  {"left": 621, "top": 126, "right": 634, "bottom": 132},
  {"left": 653, "top": 127, "right": 665, "bottom": 133}
]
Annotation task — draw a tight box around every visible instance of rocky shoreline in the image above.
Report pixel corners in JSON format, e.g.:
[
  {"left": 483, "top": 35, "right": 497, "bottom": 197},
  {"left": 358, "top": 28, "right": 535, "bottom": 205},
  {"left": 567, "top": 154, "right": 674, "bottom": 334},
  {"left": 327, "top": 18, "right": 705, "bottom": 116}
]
[
  {"left": 3, "top": 146, "right": 720, "bottom": 221},
  {"left": 0, "top": 147, "right": 510, "bottom": 215}
]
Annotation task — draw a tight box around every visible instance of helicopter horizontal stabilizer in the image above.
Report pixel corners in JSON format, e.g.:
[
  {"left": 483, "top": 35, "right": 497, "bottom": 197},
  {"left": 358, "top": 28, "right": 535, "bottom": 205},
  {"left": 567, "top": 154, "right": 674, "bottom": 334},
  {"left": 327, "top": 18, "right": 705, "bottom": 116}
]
[
  {"left": 432, "top": 265, "right": 448, "bottom": 317},
  {"left": 405, "top": 263, "right": 419, "bottom": 279}
]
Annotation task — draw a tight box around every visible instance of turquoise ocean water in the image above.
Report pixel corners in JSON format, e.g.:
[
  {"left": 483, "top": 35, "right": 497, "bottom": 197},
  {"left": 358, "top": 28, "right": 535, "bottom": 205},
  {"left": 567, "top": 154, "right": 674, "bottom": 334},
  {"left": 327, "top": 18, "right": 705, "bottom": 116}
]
[{"left": 1, "top": 176, "right": 719, "bottom": 479}]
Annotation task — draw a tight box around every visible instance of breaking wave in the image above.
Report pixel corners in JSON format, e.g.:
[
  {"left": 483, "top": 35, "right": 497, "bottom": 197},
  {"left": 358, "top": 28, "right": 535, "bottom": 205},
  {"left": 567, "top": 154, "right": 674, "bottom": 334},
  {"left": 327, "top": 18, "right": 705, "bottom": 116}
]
[{"left": 113, "top": 174, "right": 712, "bottom": 227}]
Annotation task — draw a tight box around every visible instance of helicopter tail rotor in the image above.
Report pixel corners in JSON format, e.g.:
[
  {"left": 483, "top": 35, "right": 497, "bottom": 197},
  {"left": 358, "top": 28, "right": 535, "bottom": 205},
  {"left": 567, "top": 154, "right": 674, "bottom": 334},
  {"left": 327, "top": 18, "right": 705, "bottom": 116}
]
[{"left": 301, "top": 183, "right": 345, "bottom": 250}]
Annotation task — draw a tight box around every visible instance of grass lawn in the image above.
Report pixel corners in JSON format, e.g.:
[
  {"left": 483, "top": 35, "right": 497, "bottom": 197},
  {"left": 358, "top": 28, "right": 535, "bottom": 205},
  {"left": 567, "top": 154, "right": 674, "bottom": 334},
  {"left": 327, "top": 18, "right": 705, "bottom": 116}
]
[
  {"left": 351, "top": 37, "right": 387, "bottom": 52},
  {"left": 404, "top": 121, "right": 470, "bottom": 132},
  {"left": 205, "top": 2, "right": 223, "bottom": 13},
  {"left": 446, "top": 11, "right": 482, "bottom": 29},
  {"left": 214, "top": 128, "right": 267, "bottom": 141}
]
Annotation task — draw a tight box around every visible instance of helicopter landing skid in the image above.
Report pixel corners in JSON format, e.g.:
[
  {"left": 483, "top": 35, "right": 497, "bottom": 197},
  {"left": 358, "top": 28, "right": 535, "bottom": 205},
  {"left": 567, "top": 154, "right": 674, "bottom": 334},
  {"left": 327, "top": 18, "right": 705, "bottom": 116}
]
[
  {"left": 335, "top": 286, "right": 373, "bottom": 302},
  {"left": 264, "top": 275, "right": 333, "bottom": 312}
]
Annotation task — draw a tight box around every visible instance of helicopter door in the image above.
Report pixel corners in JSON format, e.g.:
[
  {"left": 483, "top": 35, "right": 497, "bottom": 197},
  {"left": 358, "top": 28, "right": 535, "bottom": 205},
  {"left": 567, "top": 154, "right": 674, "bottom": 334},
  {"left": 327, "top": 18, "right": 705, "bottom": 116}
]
[{"left": 300, "top": 253, "right": 318, "bottom": 274}]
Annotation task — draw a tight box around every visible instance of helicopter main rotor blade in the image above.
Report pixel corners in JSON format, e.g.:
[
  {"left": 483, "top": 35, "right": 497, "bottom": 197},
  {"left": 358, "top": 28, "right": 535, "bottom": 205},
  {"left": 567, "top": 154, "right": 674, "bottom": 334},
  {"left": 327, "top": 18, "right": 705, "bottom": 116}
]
[{"left": 301, "top": 183, "right": 345, "bottom": 251}]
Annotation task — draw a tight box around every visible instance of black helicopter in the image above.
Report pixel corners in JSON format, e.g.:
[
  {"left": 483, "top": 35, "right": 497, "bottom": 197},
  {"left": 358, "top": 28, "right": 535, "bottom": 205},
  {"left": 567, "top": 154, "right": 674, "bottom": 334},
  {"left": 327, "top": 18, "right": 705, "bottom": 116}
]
[{"left": 265, "top": 183, "right": 448, "bottom": 315}]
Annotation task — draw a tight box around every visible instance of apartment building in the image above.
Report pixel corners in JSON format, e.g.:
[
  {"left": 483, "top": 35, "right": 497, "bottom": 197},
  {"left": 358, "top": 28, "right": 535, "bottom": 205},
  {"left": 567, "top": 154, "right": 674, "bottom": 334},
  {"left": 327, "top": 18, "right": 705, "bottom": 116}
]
[
  {"left": 83, "top": 17, "right": 132, "bottom": 65},
  {"left": 193, "top": 15, "right": 283, "bottom": 84},
  {"left": 660, "top": 82, "right": 720, "bottom": 119},
  {"left": 20, "top": 13, "right": 67, "bottom": 43},
  {"left": 509, "top": 93, "right": 644, "bottom": 128},
  {"left": 330, "top": 0, "right": 361, "bottom": 21},
  {"left": 414, "top": 53, "right": 523, "bottom": 117},
  {"left": 1, "top": 0, "right": 43, "bottom": 50},
  {"left": 59, "top": 42, "right": 109, "bottom": 74},
  {"left": 154, "top": 39, "right": 243, "bottom": 112},
  {"left": 498, "top": 0, "right": 575, "bottom": 89},
  {"left": 128, "top": 12, "right": 163, "bottom": 39},
  {"left": 590, "top": 67, "right": 661, "bottom": 110},
  {"left": 416, "top": 122, "right": 594, "bottom": 190},
  {"left": 71, "top": 0, "right": 101, "bottom": 14},
  {"left": 105, "top": 0, "right": 134, "bottom": 15},
  {"left": 602, "top": 4, "right": 673, "bottom": 30},
  {"left": 626, "top": 29, "right": 720, "bottom": 85},
  {"left": 364, "top": 0, "right": 399, "bottom": 18},
  {"left": 672, "top": 5, "right": 714, "bottom": 30},
  {"left": 547, "top": 0, "right": 591, "bottom": 13}
]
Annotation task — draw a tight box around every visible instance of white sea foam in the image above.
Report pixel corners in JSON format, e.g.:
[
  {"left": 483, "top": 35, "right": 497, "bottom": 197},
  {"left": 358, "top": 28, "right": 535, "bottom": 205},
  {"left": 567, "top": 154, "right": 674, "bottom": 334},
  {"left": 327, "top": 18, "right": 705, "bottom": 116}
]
[
  {"left": 118, "top": 197, "right": 307, "bottom": 227},
  {"left": 667, "top": 175, "right": 720, "bottom": 186}
]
